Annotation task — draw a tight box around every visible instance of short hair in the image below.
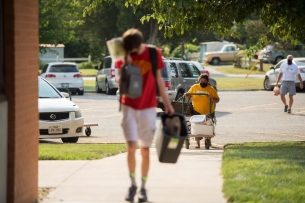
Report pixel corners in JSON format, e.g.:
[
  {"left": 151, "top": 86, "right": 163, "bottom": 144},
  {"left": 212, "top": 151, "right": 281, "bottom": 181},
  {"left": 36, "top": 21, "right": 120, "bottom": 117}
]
[
  {"left": 122, "top": 28, "right": 143, "bottom": 52},
  {"left": 198, "top": 73, "right": 209, "bottom": 82}
]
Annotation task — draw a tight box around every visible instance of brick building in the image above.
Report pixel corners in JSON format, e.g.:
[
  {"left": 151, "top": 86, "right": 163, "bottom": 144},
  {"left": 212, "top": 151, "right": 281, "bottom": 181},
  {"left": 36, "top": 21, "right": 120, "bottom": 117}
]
[{"left": 0, "top": 0, "right": 39, "bottom": 202}]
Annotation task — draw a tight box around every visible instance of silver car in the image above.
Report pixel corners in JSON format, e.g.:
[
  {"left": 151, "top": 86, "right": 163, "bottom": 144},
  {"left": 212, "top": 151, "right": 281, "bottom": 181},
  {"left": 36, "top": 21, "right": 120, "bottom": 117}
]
[
  {"left": 95, "top": 56, "right": 118, "bottom": 95},
  {"left": 263, "top": 58, "right": 305, "bottom": 91}
]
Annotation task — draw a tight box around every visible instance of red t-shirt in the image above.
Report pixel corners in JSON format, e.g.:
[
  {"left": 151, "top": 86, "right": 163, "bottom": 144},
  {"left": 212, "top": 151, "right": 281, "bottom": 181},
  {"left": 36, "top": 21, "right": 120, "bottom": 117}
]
[{"left": 116, "top": 45, "right": 164, "bottom": 109}]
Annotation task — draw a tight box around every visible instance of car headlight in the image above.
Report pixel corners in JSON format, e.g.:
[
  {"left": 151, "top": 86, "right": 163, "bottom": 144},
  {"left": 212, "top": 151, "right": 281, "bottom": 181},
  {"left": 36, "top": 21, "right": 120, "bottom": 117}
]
[{"left": 74, "top": 105, "right": 82, "bottom": 118}]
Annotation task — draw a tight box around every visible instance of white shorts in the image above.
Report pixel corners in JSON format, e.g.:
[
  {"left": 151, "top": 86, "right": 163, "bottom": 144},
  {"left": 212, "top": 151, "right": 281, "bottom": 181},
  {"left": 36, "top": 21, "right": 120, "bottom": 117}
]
[{"left": 121, "top": 105, "right": 156, "bottom": 147}]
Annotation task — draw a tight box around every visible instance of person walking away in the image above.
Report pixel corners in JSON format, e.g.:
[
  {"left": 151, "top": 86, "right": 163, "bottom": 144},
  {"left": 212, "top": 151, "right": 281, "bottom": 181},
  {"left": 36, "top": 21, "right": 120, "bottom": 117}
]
[
  {"left": 115, "top": 28, "right": 174, "bottom": 202},
  {"left": 276, "top": 55, "right": 303, "bottom": 113},
  {"left": 184, "top": 74, "right": 219, "bottom": 148}
]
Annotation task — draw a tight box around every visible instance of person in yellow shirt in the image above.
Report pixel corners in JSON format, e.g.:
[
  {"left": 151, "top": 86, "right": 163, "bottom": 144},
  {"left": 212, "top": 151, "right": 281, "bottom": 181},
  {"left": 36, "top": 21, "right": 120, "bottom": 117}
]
[{"left": 184, "top": 74, "right": 220, "bottom": 148}]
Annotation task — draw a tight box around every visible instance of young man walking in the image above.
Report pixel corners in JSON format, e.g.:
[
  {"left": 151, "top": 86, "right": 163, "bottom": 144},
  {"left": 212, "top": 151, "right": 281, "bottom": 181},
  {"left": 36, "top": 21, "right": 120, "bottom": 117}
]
[
  {"left": 116, "top": 28, "right": 174, "bottom": 202},
  {"left": 276, "top": 55, "right": 304, "bottom": 113}
]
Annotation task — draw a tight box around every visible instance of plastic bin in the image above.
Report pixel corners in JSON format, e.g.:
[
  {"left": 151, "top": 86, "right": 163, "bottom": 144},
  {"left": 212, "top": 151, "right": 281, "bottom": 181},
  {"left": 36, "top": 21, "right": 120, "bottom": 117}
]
[
  {"left": 190, "top": 115, "right": 214, "bottom": 136},
  {"left": 156, "top": 113, "right": 188, "bottom": 163}
]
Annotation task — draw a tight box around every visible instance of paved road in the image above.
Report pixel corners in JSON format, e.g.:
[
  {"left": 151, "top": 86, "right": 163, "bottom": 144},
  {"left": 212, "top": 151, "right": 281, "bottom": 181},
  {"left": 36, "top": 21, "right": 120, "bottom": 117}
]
[{"left": 41, "top": 91, "right": 305, "bottom": 146}]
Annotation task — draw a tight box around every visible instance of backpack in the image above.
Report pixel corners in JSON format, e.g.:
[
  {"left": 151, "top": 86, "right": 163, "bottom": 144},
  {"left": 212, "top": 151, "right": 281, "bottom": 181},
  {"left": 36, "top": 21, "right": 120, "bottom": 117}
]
[
  {"left": 119, "top": 46, "right": 158, "bottom": 110},
  {"left": 119, "top": 63, "right": 143, "bottom": 99}
]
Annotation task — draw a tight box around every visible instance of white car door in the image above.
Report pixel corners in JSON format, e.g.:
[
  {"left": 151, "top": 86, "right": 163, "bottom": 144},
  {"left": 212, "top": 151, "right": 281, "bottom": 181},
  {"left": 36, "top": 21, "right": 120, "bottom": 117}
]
[{"left": 269, "top": 61, "right": 284, "bottom": 85}]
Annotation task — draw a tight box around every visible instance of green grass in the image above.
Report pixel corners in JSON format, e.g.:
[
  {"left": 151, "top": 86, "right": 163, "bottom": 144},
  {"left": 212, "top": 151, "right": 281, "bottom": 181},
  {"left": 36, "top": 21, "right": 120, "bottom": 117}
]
[
  {"left": 84, "top": 77, "right": 263, "bottom": 91},
  {"left": 222, "top": 142, "right": 305, "bottom": 203},
  {"left": 216, "top": 66, "right": 266, "bottom": 75},
  {"left": 39, "top": 144, "right": 127, "bottom": 160},
  {"left": 216, "top": 78, "right": 263, "bottom": 90},
  {"left": 84, "top": 80, "right": 95, "bottom": 91},
  {"left": 80, "top": 69, "right": 98, "bottom": 76}
]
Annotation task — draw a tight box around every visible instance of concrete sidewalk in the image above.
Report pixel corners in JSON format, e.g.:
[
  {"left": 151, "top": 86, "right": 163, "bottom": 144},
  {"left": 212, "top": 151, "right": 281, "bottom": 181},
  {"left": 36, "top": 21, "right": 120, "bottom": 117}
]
[{"left": 39, "top": 147, "right": 226, "bottom": 203}]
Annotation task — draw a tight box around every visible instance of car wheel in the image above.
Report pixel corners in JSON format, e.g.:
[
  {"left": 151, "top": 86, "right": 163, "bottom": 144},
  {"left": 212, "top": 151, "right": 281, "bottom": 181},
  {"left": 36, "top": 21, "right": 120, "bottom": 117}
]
[
  {"left": 105, "top": 80, "right": 114, "bottom": 95},
  {"left": 275, "top": 56, "right": 284, "bottom": 64},
  {"left": 95, "top": 80, "right": 102, "bottom": 93},
  {"left": 71, "top": 91, "right": 77, "bottom": 95},
  {"left": 211, "top": 58, "right": 220, "bottom": 65},
  {"left": 78, "top": 90, "right": 84, "bottom": 95},
  {"left": 61, "top": 137, "right": 79, "bottom": 143},
  {"left": 264, "top": 77, "right": 273, "bottom": 91}
]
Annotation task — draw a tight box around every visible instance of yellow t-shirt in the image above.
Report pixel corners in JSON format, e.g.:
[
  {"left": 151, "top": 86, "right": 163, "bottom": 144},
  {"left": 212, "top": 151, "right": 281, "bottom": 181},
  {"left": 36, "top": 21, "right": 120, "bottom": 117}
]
[{"left": 187, "top": 84, "right": 219, "bottom": 115}]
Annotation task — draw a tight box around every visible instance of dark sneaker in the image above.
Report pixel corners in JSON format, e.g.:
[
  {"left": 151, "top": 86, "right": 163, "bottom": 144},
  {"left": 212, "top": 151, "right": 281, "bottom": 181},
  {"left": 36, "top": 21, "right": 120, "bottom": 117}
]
[
  {"left": 284, "top": 105, "right": 288, "bottom": 112},
  {"left": 287, "top": 109, "right": 291, "bottom": 114},
  {"left": 125, "top": 185, "right": 137, "bottom": 202},
  {"left": 138, "top": 188, "right": 148, "bottom": 202}
]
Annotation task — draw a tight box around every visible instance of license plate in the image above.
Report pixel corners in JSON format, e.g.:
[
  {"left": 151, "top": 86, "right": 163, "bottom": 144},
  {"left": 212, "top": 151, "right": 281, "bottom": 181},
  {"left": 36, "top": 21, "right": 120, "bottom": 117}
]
[
  {"left": 61, "top": 83, "right": 69, "bottom": 88},
  {"left": 48, "top": 126, "right": 62, "bottom": 134}
]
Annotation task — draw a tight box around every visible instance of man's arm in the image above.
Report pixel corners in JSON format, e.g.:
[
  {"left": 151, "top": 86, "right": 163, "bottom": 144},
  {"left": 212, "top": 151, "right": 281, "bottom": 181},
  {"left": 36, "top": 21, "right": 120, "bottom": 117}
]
[
  {"left": 276, "top": 72, "right": 283, "bottom": 86},
  {"left": 297, "top": 74, "right": 304, "bottom": 89},
  {"left": 156, "top": 69, "right": 174, "bottom": 115}
]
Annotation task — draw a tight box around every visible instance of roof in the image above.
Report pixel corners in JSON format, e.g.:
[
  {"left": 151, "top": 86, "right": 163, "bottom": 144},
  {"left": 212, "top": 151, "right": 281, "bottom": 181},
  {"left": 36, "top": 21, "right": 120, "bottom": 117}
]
[
  {"left": 39, "top": 44, "right": 65, "bottom": 48},
  {"left": 46, "top": 62, "right": 76, "bottom": 65}
]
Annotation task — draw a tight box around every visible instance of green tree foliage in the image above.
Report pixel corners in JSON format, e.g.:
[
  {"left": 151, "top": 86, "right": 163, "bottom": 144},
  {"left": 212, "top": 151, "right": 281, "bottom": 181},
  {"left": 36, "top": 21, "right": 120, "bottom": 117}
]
[
  {"left": 172, "top": 43, "right": 200, "bottom": 58},
  {"left": 39, "top": 0, "right": 83, "bottom": 45},
  {"left": 85, "top": 0, "right": 305, "bottom": 44}
]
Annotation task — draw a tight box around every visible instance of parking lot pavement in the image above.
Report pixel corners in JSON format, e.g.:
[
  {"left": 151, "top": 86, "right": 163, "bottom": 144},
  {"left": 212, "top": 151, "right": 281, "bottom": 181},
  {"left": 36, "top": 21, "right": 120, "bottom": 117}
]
[{"left": 40, "top": 91, "right": 305, "bottom": 146}]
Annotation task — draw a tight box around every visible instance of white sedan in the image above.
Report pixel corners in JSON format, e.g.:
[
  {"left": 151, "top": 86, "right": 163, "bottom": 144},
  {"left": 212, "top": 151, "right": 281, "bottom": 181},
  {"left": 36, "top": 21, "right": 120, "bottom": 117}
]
[
  {"left": 38, "top": 77, "right": 84, "bottom": 143},
  {"left": 264, "top": 58, "right": 305, "bottom": 91}
]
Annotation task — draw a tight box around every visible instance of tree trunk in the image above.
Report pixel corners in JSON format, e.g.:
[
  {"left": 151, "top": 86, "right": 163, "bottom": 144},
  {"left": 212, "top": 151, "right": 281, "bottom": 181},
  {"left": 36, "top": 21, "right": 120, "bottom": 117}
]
[{"left": 148, "top": 19, "right": 158, "bottom": 45}]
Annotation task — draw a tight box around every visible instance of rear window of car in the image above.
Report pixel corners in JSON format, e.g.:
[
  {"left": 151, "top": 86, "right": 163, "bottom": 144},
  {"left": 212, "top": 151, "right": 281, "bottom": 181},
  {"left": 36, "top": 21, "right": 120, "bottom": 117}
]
[
  {"left": 49, "top": 65, "right": 79, "bottom": 73},
  {"left": 267, "top": 45, "right": 273, "bottom": 50}
]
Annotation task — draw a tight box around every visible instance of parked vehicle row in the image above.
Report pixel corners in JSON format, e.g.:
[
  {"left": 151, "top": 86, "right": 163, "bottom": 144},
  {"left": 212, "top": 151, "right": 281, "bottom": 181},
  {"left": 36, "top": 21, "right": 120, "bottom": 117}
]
[
  {"left": 111, "top": 58, "right": 217, "bottom": 110},
  {"left": 263, "top": 44, "right": 305, "bottom": 64},
  {"left": 263, "top": 58, "right": 305, "bottom": 91}
]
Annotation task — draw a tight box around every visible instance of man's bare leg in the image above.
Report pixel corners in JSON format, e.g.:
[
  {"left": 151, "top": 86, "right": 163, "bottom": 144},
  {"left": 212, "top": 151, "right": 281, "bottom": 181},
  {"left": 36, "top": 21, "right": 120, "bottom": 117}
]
[
  {"left": 280, "top": 94, "right": 287, "bottom": 106},
  {"left": 127, "top": 141, "right": 137, "bottom": 185},
  {"left": 140, "top": 147, "right": 149, "bottom": 188},
  {"left": 289, "top": 95, "right": 294, "bottom": 110},
  {"left": 125, "top": 141, "right": 138, "bottom": 202},
  {"left": 139, "top": 147, "right": 149, "bottom": 202}
]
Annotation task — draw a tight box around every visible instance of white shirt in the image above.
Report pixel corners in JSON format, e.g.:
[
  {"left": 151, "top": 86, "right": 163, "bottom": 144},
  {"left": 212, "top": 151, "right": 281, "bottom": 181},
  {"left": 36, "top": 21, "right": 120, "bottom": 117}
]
[{"left": 279, "top": 62, "right": 300, "bottom": 81}]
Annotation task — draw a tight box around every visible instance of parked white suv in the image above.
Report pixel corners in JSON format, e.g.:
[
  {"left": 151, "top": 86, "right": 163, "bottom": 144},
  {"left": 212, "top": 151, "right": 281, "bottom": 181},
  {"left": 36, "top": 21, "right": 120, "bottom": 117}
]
[{"left": 40, "top": 62, "right": 84, "bottom": 95}]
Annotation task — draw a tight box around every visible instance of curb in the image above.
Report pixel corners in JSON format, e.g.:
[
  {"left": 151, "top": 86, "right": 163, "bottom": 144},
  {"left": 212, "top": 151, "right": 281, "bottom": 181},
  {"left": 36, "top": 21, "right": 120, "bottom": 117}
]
[
  {"left": 211, "top": 143, "right": 225, "bottom": 149},
  {"left": 84, "top": 90, "right": 97, "bottom": 93}
]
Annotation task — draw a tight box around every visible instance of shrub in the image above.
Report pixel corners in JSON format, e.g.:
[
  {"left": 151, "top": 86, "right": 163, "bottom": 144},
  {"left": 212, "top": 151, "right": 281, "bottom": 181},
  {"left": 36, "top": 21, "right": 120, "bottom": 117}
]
[
  {"left": 78, "top": 62, "right": 95, "bottom": 69},
  {"left": 39, "top": 60, "right": 46, "bottom": 70},
  {"left": 172, "top": 43, "right": 200, "bottom": 58}
]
